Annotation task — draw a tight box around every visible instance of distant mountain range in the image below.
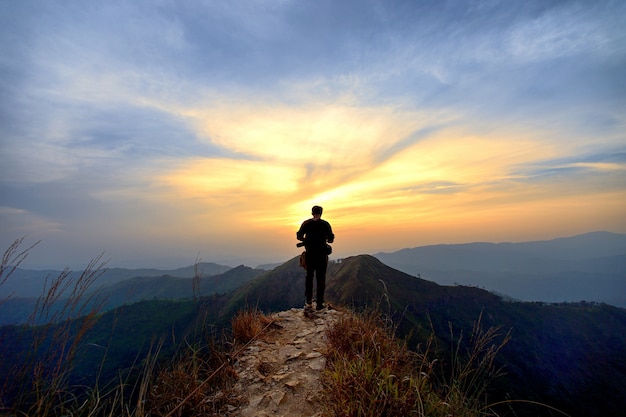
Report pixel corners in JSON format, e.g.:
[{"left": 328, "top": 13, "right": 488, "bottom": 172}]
[
  {"left": 0, "top": 263, "right": 264, "bottom": 325},
  {"left": 3, "top": 231, "right": 624, "bottom": 326},
  {"left": 374, "top": 231, "right": 626, "bottom": 307},
  {"left": 0, "top": 262, "right": 234, "bottom": 299}
]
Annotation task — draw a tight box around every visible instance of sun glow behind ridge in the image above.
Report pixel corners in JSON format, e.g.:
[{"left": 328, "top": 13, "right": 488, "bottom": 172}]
[{"left": 138, "top": 98, "right": 626, "bottom": 260}]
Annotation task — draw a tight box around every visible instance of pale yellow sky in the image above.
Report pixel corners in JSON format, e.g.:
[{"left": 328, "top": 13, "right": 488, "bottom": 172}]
[{"left": 120, "top": 99, "right": 626, "bottom": 263}]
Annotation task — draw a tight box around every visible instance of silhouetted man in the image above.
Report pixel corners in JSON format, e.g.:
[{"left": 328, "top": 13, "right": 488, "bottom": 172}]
[{"left": 297, "top": 205, "right": 334, "bottom": 310}]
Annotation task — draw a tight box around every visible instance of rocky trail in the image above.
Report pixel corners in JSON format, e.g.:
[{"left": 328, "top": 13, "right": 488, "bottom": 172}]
[{"left": 224, "top": 307, "right": 343, "bottom": 417}]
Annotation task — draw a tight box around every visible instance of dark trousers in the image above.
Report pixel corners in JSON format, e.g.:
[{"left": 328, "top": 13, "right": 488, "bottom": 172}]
[{"left": 305, "top": 252, "right": 328, "bottom": 306}]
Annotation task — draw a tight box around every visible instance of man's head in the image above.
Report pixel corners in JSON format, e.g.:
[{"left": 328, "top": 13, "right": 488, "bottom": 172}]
[{"left": 312, "top": 205, "right": 323, "bottom": 218}]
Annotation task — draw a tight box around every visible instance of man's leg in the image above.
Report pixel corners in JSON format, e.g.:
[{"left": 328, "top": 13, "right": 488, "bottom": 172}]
[
  {"left": 316, "top": 257, "right": 328, "bottom": 309},
  {"left": 305, "top": 255, "right": 314, "bottom": 305}
]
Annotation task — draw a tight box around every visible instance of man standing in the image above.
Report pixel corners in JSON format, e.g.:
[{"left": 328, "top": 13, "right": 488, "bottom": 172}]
[{"left": 297, "top": 205, "right": 334, "bottom": 311}]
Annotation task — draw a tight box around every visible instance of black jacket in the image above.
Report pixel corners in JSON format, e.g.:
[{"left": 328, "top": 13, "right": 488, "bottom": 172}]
[{"left": 297, "top": 218, "right": 334, "bottom": 254}]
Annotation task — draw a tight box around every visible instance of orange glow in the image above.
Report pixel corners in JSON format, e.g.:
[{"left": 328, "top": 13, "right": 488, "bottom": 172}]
[{"left": 114, "top": 99, "right": 626, "bottom": 262}]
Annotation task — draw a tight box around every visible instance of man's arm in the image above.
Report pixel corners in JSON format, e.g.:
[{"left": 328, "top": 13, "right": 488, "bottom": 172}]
[
  {"left": 326, "top": 222, "right": 335, "bottom": 243},
  {"left": 296, "top": 220, "right": 307, "bottom": 241}
]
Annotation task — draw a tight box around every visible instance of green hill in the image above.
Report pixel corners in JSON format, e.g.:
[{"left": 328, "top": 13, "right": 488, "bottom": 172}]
[
  {"left": 221, "top": 254, "right": 626, "bottom": 417},
  {"left": 0, "top": 296, "right": 232, "bottom": 404}
]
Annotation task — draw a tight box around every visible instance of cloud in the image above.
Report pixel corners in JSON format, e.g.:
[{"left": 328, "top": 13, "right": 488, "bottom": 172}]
[
  {"left": 1, "top": 0, "right": 625, "bottom": 267},
  {"left": 505, "top": 4, "right": 618, "bottom": 63},
  {"left": 0, "top": 206, "right": 63, "bottom": 237}
]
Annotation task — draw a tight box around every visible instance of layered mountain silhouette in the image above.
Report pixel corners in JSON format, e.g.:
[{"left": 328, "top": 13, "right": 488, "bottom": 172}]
[
  {"left": 0, "top": 261, "right": 233, "bottom": 298},
  {"left": 2, "top": 243, "right": 626, "bottom": 417},
  {"left": 0, "top": 264, "right": 264, "bottom": 325}
]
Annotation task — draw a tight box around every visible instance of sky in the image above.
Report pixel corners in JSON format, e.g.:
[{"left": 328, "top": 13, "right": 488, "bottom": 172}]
[{"left": 1, "top": 0, "right": 625, "bottom": 269}]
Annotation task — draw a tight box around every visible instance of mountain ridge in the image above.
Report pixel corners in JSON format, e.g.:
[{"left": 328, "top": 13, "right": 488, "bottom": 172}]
[
  {"left": 374, "top": 231, "right": 626, "bottom": 307},
  {"left": 219, "top": 253, "right": 626, "bottom": 417},
  {"left": 0, "top": 261, "right": 234, "bottom": 299},
  {"left": 0, "top": 265, "right": 264, "bottom": 325}
]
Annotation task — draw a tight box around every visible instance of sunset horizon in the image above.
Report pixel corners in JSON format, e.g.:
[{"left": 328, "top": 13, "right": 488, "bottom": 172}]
[{"left": 2, "top": 1, "right": 624, "bottom": 269}]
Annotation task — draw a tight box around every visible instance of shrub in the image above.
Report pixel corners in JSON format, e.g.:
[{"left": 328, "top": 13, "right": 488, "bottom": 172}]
[{"left": 230, "top": 307, "right": 274, "bottom": 344}]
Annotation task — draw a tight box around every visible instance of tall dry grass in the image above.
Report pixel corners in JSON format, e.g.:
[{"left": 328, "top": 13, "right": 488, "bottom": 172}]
[
  {"left": 438, "top": 312, "right": 511, "bottom": 414},
  {"left": 0, "top": 239, "right": 240, "bottom": 417},
  {"left": 1, "top": 239, "right": 109, "bottom": 416},
  {"left": 322, "top": 309, "right": 513, "bottom": 417}
]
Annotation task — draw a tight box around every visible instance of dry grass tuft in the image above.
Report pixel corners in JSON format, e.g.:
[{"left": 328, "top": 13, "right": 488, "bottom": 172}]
[
  {"left": 146, "top": 343, "right": 237, "bottom": 416},
  {"left": 230, "top": 307, "right": 274, "bottom": 344},
  {"left": 0, "top": 238, "right": 108, "bottom": 417}
]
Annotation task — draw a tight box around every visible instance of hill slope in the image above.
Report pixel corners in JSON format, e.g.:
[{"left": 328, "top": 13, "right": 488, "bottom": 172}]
[{"left": 223, "top": 254, "right": 626, "bottom": 417}]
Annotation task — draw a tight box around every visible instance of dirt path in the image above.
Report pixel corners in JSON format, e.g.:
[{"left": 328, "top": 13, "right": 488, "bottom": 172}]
[{"left": 224, "top": 307, "right": 343, "bottom": 417}]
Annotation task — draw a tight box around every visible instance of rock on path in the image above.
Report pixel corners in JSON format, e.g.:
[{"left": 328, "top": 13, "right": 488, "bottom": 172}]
[{"left": 225, "top": 307, "right": 342, "bottom": 417}]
